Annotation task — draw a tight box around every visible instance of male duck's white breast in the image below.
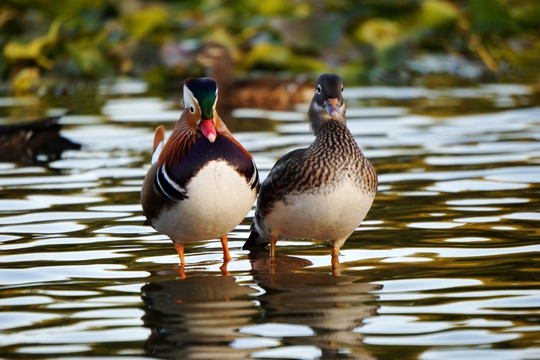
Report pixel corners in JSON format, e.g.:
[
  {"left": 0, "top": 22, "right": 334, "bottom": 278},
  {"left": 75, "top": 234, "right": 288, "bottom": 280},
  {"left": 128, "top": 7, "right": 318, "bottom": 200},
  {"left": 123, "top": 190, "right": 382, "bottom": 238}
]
[{"left": 154, "top": 160, "right": 256, "bottom": 243}]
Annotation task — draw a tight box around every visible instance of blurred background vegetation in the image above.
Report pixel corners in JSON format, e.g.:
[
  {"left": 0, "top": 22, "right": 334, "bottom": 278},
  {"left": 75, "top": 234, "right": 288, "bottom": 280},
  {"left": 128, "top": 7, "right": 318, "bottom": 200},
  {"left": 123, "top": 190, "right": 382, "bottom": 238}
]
[{"left": 1, "top": 0, "right": 540, "bottom": 95}]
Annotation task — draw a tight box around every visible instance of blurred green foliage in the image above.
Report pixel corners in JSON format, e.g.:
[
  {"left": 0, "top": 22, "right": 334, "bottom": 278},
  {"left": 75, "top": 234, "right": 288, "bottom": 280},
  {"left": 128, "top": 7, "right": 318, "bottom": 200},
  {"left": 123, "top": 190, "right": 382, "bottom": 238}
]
[{"left": 1, "top": 0, "right": 539, "bottom": 93}]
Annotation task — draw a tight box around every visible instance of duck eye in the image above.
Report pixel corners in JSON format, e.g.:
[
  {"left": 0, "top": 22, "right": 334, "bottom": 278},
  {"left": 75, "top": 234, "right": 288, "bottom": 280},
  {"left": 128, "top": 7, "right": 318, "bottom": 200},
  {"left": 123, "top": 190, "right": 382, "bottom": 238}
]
[
  {"left": 341, "top": 85, "right": 344, "bottom": 92},
  {"left": 189, "top": 105, "right": 195, "bottom": 113},
  {"left": 316, "top": 84, "right": 322, "bottom": 94}
]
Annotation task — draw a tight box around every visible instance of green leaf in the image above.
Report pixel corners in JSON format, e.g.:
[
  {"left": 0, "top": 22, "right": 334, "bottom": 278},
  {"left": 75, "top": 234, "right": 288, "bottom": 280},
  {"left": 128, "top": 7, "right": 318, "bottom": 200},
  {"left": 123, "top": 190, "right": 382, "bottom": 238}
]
[
  {"left": 271, "top": 14, "right": 344, "bottom": 52},
  {"left": 417, "top": 0, "right": 459, "bottom": 29},
  {"left": 121, "top": 5, "right": 170, "bottom": 40},
  {"left": 469, "top": 0, "right": 518, "bottom": 34},
  {"left": 356, "top": 18, "right": 401, "bottom": 49},
  {"left": 67, "top": 43, "right": 108, "bottom": 77}
]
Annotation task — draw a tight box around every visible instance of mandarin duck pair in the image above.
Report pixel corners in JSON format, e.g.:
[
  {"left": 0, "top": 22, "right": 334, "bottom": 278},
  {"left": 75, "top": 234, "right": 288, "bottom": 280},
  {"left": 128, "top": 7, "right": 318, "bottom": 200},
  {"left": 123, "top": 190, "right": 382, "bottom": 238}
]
[{"left": 141, "top": 74, "right": 378, "bottom": 275}]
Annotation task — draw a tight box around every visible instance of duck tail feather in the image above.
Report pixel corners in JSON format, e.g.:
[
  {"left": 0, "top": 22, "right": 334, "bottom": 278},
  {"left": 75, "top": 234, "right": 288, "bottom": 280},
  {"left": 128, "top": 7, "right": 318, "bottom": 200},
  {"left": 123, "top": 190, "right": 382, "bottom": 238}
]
[{"left": 243, "top": 222, "right": 269, "bottom": 250}]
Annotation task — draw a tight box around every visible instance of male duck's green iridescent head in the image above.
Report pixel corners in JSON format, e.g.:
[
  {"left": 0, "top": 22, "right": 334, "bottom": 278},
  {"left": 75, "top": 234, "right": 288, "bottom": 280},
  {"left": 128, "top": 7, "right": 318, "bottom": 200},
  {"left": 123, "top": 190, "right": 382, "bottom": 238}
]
[{"left": 183, "top": 78, "right": 219, "bottom": 142}]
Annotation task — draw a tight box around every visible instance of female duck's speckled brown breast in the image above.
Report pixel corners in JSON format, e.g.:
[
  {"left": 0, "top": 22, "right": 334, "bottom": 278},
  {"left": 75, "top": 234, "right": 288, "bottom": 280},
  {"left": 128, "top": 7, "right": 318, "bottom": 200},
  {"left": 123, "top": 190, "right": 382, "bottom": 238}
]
[{"left": 256, "top": 119, "right": 377, "bottom": 218}]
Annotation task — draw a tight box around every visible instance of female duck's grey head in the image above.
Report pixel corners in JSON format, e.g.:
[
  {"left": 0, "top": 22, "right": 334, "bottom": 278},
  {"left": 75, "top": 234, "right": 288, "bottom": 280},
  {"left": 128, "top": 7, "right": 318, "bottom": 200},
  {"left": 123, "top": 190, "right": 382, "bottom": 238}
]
[{"left": 308, "top": 74, "right": 346, "bottom": 135}]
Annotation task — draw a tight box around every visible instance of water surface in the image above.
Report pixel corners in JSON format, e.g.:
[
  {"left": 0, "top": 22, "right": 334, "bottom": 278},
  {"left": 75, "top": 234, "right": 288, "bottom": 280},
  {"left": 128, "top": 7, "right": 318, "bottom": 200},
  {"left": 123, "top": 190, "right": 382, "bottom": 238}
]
[{"left": 0, "top": 81, "right": 539, "bottom": 359}]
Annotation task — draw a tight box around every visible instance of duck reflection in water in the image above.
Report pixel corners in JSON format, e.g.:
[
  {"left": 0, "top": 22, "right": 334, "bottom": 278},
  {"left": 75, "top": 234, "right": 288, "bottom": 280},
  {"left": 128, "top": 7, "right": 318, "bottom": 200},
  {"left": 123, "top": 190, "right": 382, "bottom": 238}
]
[
  {"left": 141, "top": 270, "right": 258, "bottom": 359},
  {"left": 141, "top": 253, "right": 381, "bottom": 360},
  {"left": 247, "top": 250, "right": 381, "bottom": 360}
]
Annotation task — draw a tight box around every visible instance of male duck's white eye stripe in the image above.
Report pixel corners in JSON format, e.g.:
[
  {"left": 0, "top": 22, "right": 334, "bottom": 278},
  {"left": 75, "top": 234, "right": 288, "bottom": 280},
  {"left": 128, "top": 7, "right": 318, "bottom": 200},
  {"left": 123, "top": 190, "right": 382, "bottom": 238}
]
[{"left": 183, "top": 86, "right": 200, "bottom": 110}]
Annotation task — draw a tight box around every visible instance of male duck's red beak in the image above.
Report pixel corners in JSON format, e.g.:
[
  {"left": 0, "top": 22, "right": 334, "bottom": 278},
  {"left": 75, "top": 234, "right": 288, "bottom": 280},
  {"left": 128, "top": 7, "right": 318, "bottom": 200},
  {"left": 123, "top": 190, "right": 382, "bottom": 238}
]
[{"left": 199, "top": 119, "right": 217, "bottom": 143}]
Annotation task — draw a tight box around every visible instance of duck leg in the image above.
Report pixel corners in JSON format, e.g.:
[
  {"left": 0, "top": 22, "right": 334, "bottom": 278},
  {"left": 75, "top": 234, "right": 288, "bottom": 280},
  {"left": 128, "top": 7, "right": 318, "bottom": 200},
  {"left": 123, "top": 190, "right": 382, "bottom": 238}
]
[
  {"left": 270, "top": 235, "right": 278, "bottom": 260},
  {"left": 175, "top": 243, "right": 185, "bottom": 265},
  {"left": 331, "top": 244, "right": 341, "bottom": 276},
  {"left": 220, "top": 235, "right": 231, "bottom": 276},
  {"left": 220, "top": 235, "right": 231, "bottom": 261},
  {"left": 220, "top": 258, "right": 230, "bottom": 277},
  {"left": 175, "top": 243, "right": 187, "bottom": 278}
]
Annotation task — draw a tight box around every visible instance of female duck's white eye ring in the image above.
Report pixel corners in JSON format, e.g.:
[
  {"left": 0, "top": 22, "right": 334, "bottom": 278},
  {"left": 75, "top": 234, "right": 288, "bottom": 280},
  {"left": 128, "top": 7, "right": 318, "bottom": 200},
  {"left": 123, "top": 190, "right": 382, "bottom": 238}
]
[
  {"left": 189, "top": 105, "right": 195, "bottom": 113},
  {"left": 341, "top": 85, "right": 344, "bottom": 92},
  {"left": 316, "top": 84, "right": 322, "bottom": 94}
]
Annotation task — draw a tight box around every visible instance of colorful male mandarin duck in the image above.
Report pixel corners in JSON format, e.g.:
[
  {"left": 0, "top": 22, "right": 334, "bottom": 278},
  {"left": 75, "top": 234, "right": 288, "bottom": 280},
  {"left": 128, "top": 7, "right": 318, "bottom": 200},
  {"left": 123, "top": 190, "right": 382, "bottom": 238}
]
[
  {"left": 243, "top": 74, "right": 377, "bottom": 275},
  {"left": 141, "top": 78, "right": 259, "bottom": 268}
]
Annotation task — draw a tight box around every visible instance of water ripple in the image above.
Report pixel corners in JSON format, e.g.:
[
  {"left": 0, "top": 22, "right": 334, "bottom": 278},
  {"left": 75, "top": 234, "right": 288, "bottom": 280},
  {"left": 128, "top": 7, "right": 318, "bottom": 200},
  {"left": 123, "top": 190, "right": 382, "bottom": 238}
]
[{"left": 1, "top": 84, "right": 539, "bottom": 359}]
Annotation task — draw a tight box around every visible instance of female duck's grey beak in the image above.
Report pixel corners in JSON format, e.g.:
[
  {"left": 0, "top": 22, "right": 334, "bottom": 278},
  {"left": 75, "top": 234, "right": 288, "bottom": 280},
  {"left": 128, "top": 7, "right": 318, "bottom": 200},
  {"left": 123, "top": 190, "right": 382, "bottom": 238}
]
[{"left": 324, "top": 98, "right": 341, "bottom": 119}]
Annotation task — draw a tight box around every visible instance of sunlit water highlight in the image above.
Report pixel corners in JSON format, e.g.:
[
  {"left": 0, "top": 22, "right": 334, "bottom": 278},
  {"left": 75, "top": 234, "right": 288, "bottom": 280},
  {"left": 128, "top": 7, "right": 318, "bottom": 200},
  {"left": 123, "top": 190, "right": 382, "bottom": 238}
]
[{"left": 1, "top": 81, "right": 539, "bottom": 359}]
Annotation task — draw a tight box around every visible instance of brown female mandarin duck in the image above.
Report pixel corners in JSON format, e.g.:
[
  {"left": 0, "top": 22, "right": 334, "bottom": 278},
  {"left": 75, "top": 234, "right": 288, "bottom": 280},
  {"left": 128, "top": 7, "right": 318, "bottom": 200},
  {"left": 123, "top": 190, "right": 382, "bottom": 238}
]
[
  {"left": 243, "top": 74, "right": 378, "bottom": 275},
  {"left": 0, "top": 116, "right": 80, "bottom": 163},
  {"left": 141, "top": 78, "right": 259, "bottom": 267},
  {"left": 197, "top": 42, "right": 314, "bottom": 111}
]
